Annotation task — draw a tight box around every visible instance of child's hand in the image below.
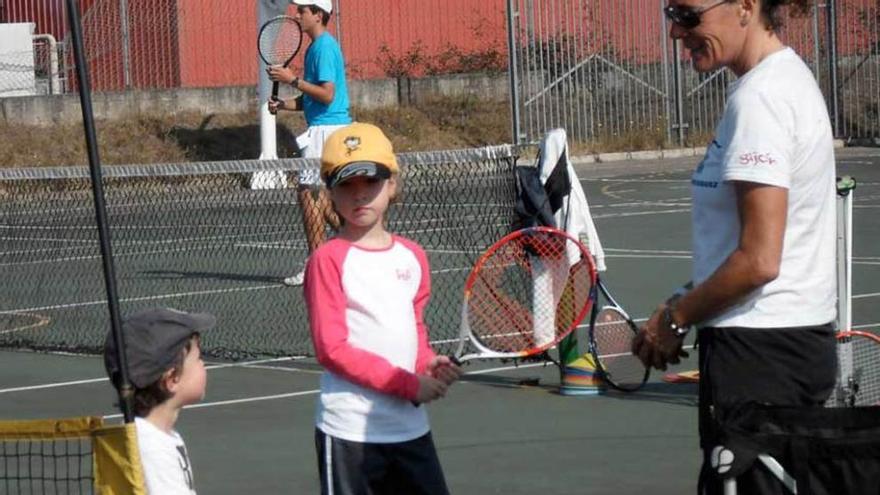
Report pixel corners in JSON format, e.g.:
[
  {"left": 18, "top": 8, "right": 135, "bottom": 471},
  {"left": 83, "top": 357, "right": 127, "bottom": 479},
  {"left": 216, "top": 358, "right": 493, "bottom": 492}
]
[
  {"left": 427, "top": 356, "right": 462, "bottom": 385},
  {"left": 414, "top": 375, "right": 448, "bottom": 404}
]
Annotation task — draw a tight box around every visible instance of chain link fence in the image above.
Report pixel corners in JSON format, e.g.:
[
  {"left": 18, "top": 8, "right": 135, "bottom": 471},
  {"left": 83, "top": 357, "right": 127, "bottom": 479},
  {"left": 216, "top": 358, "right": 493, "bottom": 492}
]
[
  {"left": 0, "top": 0, "right": 508, "bottom": 93},
  {"left": 509, "top": 0, "right": 880, "bottom": 145},
  {"left": 1, "top": 0, "right": 878, "bottom": 142}
]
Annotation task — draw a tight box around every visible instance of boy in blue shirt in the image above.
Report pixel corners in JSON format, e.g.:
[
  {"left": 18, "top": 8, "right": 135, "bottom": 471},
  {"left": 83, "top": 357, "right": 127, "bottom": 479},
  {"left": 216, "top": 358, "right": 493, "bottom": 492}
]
[{"left": 267, "top": 0, "right": 352, "bottom": 286}]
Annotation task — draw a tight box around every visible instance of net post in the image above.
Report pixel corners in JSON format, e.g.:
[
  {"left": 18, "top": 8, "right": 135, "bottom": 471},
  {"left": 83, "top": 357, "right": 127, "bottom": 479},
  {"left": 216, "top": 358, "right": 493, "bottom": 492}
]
[
  {"left": 253, "top": 1, "right": 290, "bottom": 189},
  {"left": 65, "top": 0, "right": 134, "bottom": 423},
  {"left": 257, "top": 1, "right": 279, "bottom": 162},
  {"left": 836, "top": 177, "right": 854, "bottom": 332},
  {"left": 835, "top": 176, "right": 855, "bottom": 396}
]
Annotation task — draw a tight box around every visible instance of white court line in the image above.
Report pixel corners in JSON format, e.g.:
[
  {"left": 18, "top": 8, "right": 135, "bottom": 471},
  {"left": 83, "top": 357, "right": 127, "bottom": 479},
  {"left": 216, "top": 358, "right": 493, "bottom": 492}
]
[
  {"left": 592, "top": 208, "right": 691, "bottom": 219},
  {"left": 853, "top": 292, "right": 880, "bottom": 300},
  {"left": 0, "top": 377, "right": 110, "bottom": 394},
  {"left": 587, "top": 198, "right": 691, "bottom": 208},
  {"left": 0, "top": 284, "right": 282, "bottom": 315},
  {"left": 103, "top": 389, "right": 323, "bottom": 420},
  {"left": 605, "top": 253, "right": 692, "bottom": 260},
  {"left": 0, "top": 244, "right": 244, "bottom": 268},
  {"left": 596, "top": 178, "right": 687, "bottom": 183},
  {"left": 239, "top": 365, "right": 323, "bottom": 374},
  {"left": 1, "top": 265, "right": 473, "bottom": 317},
  {"left": 0, "top": 357, "right": 306, "bottom": 394},
  {"left": 604, "top": 248, "right": 692, "bottom": 255},
  {"left": 853, "top": 322, "right": 880, "bottom": 330}
]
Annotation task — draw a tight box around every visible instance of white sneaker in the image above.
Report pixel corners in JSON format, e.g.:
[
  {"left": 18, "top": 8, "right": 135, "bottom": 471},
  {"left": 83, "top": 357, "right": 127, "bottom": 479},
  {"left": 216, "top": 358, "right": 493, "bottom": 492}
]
[{"left": 283, "top": 269, "right": 305, "bottom": 286}]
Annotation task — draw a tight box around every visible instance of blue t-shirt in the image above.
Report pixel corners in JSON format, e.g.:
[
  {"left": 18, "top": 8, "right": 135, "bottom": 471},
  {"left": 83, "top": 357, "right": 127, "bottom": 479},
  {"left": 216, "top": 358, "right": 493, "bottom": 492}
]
[{"left": 303, "top": 32, "right": 351, "bottom": 126}]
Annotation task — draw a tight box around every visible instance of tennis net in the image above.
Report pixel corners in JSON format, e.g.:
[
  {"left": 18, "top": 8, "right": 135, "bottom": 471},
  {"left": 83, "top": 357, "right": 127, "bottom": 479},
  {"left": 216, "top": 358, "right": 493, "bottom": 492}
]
[
  {"left": 0, "top": 145, "right": 518, "bottom": 360},
  {"left": 0, "top": 417, "right": 144, "bottom": 494},
  {"left": 1, "top": 436, "right": 93, "bottom": 494}
]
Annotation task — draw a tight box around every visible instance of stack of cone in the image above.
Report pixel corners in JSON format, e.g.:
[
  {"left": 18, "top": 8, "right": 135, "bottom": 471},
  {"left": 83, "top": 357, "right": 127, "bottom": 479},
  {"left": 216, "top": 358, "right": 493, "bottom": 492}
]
[{"left": 559, "top": 353, "right": 606, "bottom": 396}]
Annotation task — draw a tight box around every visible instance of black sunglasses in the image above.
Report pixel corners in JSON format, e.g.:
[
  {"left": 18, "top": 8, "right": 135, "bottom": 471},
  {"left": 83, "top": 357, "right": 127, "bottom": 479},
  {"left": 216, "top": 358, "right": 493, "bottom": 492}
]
[{"left": 663, "top": 0, "right": 729, "bottom": 29}]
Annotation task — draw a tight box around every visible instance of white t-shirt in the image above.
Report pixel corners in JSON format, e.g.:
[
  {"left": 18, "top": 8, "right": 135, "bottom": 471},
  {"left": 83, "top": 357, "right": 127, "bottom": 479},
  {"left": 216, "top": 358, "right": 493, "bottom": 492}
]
[
  {"left": 135, "top": 417, "right": 197, "bottom": 495},
  {"left": 691, "top": 47, "right": 836, "bottom": 328}
]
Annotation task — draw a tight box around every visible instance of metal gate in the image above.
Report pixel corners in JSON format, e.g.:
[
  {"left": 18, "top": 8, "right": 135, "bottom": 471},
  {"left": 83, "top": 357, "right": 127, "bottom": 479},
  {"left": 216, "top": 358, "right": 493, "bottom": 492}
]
[{"left": 507, "top": 0, "right": 880, "bottom": 147}]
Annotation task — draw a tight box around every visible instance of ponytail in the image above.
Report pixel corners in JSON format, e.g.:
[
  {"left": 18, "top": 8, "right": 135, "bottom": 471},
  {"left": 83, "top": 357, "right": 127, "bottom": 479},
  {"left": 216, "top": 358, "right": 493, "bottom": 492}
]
[{"left": 761, "top": 0, "right": 812, "bottom": 31}]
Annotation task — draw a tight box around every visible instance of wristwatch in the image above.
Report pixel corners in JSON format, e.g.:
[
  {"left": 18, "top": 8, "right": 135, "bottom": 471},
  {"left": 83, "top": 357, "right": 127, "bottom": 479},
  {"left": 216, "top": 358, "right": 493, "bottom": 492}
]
[
  {"left": 662, "top": 304, "right": 689, "bottom": 338},
  {"left": 290, "top": 76, "right": 299, "bottom": 89}
]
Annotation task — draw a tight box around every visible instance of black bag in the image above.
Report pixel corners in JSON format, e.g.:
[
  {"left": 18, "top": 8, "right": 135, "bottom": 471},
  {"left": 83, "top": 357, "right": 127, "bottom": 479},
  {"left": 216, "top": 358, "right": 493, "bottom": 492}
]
[
  {"left": 717, "top": 404, "right": 880, "bottom": 495},
  {"left": 513, "top": 165, "right": 556, "bottom": 230}
]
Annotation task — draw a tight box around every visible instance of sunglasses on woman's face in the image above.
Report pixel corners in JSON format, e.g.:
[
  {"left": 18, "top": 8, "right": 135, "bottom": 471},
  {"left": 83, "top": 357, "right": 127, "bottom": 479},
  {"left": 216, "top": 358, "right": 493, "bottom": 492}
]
[{"left": 663, "top": 0, "right": 729, "bottom": 29}]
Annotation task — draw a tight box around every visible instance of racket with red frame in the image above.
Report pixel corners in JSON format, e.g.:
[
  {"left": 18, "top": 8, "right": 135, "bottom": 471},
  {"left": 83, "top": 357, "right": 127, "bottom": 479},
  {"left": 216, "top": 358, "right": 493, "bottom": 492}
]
[
  {"left": 827, "top": 330, "right": 880, "bottom": 407},
  {"left": 588, "top": 279, "right": 650, "bottom": 391},
  {"left": 451, "top": 226, "right": 597, "bottom": 364},
  {"left": 258, "top": 15, "right": 303, "bottom": 102}
]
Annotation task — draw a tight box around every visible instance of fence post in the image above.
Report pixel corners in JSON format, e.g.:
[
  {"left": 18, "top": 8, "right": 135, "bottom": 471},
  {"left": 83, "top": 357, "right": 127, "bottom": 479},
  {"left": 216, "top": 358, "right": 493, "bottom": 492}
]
[
  {"left": 671, "top": 40, "right": 686, "bottom": 146},
  {"left": 506, "top": 0, "right": 522, "bottom": 145},
  {"left": 661, "top": 0, "right": 673, "bottom": 144},
  {"left": 825, "top": 0, "right": 840, "bottom": 137},
  {"left": 333, "top": 0, "right": 342, "bottom": 43},
  {"left": 119, "top": 0, "right": 131, "bottom": 88}
]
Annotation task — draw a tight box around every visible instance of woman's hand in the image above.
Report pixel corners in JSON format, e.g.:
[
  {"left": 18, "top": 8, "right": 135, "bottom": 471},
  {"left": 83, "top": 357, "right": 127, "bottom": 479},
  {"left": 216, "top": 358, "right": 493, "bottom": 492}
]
[{"left": 632, "top": 305, "right": 688, "bottom": 371}]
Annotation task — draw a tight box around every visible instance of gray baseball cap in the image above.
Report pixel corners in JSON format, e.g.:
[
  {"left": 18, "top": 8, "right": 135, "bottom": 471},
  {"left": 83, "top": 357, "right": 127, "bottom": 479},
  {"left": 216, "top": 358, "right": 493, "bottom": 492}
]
[{"left": 104, "top": 307, "right": 215, "bottom": 389}]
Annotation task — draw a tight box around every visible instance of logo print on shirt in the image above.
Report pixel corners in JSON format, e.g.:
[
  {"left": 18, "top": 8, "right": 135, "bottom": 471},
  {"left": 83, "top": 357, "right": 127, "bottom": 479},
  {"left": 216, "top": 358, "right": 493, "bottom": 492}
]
[
  {"left": 177, "top": 445, "right": 194, "bottom": 489},
  {"left": 396, "top": 268, "right": 411, "bottom": 281},
  {"left": 738, "top": 152, "right": 776, "bottom": 166}
]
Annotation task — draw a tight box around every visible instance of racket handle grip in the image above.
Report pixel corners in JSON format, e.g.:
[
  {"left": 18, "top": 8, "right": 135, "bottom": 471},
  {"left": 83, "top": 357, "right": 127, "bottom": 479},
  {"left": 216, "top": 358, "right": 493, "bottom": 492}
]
[
  {"left": 271, "top": 80, "right": 280, "bottom": 100},
  {"left": 412, "top": 356, "right": 462, "bottom": 406}
]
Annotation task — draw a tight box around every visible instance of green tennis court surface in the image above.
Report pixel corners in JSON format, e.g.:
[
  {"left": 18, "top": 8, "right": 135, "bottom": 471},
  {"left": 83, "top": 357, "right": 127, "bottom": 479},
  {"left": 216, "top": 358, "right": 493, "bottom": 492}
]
[{"left": 2, "top": 148, "right": 878, "bottom": 494}]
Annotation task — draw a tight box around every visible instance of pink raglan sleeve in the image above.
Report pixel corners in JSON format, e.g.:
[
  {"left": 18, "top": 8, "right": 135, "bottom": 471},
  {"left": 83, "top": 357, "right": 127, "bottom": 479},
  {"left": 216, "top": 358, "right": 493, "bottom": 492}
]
[
  {"left": 304, "top": 242, "right": 421, "bottom": 401},
  {"left": 401, "top": 238, "right": 437, "bottom": 374}
]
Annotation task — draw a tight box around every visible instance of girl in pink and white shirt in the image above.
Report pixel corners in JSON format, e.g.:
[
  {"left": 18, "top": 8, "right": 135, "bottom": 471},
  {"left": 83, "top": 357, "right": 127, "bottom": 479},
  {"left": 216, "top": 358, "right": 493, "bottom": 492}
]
[{"left": 304, "top": 123, "right": 461, "bottom": 495}]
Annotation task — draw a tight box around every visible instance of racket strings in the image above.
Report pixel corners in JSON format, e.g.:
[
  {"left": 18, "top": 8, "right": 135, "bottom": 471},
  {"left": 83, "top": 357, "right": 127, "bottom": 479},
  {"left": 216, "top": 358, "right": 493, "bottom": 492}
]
[
  {"left": 466, "top": 231, "right": 593, "bottom": 354},
  {"left": 592, "top": 308, "right": 645, "bottom": 388},
  {"left": 835, "top": 334, "right": 880, "bottom": 406},
  {"left": 259, "top": 18, "right": 302, "bottom": 65}
]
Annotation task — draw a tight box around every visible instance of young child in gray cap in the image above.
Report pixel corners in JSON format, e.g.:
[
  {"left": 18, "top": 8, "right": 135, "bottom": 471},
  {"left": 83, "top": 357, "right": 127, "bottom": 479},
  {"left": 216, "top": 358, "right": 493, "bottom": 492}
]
[{"left": 104, "top": 307, "right": 214, "bottom": 495}]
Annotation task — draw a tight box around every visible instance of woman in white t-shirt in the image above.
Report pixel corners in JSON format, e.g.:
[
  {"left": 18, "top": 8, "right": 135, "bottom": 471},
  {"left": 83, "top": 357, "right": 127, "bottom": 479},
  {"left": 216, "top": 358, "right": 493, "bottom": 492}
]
[{"left": 632, "top": 1, "right": 837, "bottom": 493}]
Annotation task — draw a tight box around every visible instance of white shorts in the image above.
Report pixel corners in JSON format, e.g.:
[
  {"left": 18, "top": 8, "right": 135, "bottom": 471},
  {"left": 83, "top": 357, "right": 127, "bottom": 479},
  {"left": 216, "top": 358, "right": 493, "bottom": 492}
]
[{"left": 297, "top": 124, "right": 349, "bottom": 187}]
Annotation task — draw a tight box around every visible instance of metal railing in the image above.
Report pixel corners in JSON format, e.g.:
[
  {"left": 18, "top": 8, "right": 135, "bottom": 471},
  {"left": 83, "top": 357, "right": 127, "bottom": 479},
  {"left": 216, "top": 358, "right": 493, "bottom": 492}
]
[{"left": 508, "top": 0, "right": 880, "bottom": 145}]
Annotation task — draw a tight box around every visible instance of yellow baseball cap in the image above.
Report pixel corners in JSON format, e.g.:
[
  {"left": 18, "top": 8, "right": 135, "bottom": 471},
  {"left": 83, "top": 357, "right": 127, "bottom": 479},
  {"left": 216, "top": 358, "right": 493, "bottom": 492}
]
[{"left": 321, "top": 123, "right": 400, "bottom": 188}]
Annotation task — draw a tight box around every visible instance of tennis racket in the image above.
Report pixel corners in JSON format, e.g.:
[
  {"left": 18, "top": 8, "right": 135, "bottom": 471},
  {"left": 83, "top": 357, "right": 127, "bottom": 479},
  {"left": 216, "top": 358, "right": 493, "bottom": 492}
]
[
  {"left": 827, "top": 330, "right": 880, "bottom": 407},
  {"left": 258, "top": 15, "right": 303, "bottom": 102},
  {"left": 588, "top": 279, "right": 649, "bottom": 391},
  {"left": 451, "top": 226, "right": 597, "bottom": 364}
]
